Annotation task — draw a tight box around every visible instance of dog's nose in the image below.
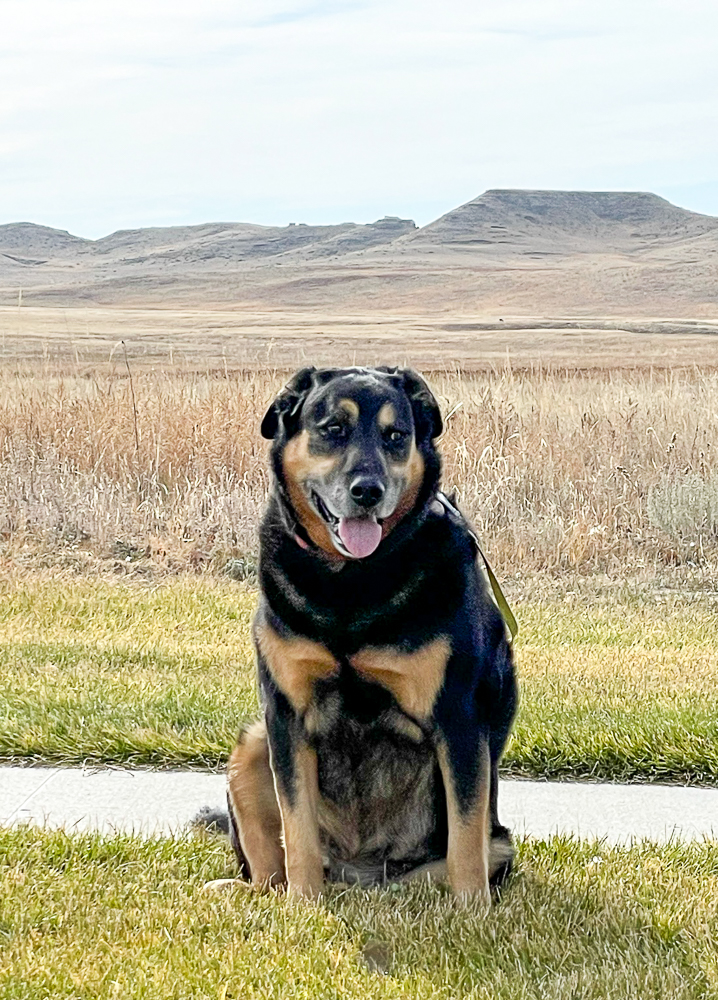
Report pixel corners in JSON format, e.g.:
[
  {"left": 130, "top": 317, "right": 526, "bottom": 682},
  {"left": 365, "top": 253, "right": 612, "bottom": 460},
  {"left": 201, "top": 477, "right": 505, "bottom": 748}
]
[{"left": 349, "top": 476, "right": 386, "bottom": 509}]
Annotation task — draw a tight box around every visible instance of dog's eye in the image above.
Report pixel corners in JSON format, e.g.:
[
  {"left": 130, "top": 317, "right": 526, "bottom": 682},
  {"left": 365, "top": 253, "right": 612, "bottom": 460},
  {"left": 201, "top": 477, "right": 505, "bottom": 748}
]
[
  {"left": 384, "top": 429, "right": 408, "bottom": 445},
  {"left": 320, "top": 423, "right": 347, "bottom": 441}
]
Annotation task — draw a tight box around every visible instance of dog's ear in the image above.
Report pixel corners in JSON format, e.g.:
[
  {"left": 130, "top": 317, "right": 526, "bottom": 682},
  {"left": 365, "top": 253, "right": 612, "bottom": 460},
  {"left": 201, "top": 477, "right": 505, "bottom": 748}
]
[
  {"left": 261, "top": 367, "right": 316, "bottom": 440},
  {"left": 401, "top": 369, "right": 443, "bottom": 440}
]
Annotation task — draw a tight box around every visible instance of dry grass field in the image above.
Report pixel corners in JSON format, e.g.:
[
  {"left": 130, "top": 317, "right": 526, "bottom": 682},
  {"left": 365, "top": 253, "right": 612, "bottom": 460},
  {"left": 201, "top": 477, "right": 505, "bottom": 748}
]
[{"left": 1, "top": 342, "right": 717, "bottom": 585}]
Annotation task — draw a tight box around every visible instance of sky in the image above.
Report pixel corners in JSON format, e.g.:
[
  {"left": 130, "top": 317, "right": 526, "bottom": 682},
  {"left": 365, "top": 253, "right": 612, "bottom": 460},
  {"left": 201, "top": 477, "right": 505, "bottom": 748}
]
[{"left": 1, "top": 0, "right": 717, "bottom": 238}]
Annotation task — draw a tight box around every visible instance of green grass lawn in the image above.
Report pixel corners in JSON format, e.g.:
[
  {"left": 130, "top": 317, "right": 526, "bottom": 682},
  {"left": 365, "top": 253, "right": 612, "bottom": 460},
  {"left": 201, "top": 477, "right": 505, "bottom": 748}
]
[
  {"left": 1, "top": 826, "right": 717, "bottom": 999},
  {"left": 1, "top": 574, "right": 717, "bottom": 782}
]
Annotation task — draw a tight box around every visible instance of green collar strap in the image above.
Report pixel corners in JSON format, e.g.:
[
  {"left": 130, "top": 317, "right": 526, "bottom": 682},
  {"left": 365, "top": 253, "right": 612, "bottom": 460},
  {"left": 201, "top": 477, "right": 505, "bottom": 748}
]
[{"left": 434, "top": 492, "right": 518, "bottom": 642}]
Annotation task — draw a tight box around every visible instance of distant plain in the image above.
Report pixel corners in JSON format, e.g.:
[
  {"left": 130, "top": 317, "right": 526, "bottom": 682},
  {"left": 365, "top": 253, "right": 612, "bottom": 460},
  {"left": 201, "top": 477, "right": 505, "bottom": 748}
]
[{"left": 3, "top": 304, "right": 718, "bottom": 370}]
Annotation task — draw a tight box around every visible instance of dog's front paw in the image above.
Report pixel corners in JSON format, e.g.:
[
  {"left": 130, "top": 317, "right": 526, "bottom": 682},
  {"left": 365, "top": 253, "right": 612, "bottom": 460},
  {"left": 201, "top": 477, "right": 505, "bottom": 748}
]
[
  {"left": 287, "top": 878, "right": 323, "bottom": 900},
  {"left": 202, "top": 878, "right": 250, "bottom": 893}
]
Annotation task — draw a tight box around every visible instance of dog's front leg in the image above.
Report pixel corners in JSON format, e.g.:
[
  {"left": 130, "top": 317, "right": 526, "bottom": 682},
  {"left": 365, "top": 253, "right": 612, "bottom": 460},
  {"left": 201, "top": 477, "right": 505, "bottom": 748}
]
[
  {"left": 265, "top": 697, "right": 323, "bottom": 899},
  {"left": 275, "top": 743, "right": 323, "bottom": 899},
  {"left": 256, "top": 615, "right": 338, "bottom": 899},
  {"left": 435, "top": 716, "right": 491, "bottom": 906}
]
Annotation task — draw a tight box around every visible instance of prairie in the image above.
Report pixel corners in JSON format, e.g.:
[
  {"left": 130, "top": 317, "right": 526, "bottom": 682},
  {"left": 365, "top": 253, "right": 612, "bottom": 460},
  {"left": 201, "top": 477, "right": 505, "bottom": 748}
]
[
  {"left": 1, "top": 337, "right": 717, "bottom": 777},
  {"left": 3, "top": 304, "right": 718, "bottom": 369},
  {"left": 1, "top": 358, "right": 717, "bottom": 582},
  {"left": 2, "top": 316, "right": 717, "bottom": 998}
]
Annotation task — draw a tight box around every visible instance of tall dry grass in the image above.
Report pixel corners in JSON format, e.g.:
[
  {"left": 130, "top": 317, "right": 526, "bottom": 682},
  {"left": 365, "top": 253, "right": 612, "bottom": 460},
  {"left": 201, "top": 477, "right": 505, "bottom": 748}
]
[{"left": 0, "top": 364, "right": 716, "bottom": 579}]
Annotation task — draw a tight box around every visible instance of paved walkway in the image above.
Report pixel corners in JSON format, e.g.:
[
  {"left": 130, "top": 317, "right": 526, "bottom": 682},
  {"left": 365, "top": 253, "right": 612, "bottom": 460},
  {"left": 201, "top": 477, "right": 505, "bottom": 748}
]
[{"left": 2, "top": 765, "right": 717, "bottom": 842}]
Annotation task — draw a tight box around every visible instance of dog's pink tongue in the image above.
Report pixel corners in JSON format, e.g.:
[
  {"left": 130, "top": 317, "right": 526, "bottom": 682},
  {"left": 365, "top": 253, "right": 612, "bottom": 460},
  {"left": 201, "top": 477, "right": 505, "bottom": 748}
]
[{"left": 338, "top": 517, "right": 383, "bottom": 558}]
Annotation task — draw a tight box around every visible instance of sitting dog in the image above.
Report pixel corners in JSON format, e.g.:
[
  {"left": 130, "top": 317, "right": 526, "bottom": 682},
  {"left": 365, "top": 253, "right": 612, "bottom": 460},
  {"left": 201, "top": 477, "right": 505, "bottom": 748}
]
[{"left": 224, "top": 366, "right": 517, "bottom": 902}]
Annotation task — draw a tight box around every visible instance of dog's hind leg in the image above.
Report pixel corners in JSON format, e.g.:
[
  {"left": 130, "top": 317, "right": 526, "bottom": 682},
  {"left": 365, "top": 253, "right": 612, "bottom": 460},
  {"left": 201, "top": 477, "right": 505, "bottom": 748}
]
[
  {"left": 226, "top": 719, "right": 286, "bottom": 889},
  {"left": 395, "top": 860, "right": 448, "bottom": 885},
  {"left": 488, "top": 758, "right": 514, "bottom": 886},
  {"left": 395, "top": 843, "right": 511, "bottom": 891}
]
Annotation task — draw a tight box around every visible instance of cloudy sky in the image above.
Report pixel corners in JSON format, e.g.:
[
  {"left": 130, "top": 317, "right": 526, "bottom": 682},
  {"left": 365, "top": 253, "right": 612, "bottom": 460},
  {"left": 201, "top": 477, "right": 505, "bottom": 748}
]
[{"left": 2, "top": 0, "right": 717, "bottom": 237}]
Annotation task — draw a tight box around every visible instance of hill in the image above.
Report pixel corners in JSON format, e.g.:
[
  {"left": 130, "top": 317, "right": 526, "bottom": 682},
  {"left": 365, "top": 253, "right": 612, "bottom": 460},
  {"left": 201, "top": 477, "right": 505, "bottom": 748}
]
[
  {"left": 1, "top": 191, "right": 717, "bottom": 317},
  {"left": 406, "top": 190, "right": 718, "bottom": 254}
]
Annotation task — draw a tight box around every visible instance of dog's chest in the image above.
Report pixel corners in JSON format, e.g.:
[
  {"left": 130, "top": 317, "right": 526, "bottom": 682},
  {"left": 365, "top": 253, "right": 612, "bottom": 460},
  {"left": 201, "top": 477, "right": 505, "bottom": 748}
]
[
  {"left": 308, "top": 674, "right": 441, "bottom": 872},
  {"left": 255, "top": 614, "right": 450, "bottom": 874},
  {"left": 256, "top": 612, "right": 451, "bottom": 724}
]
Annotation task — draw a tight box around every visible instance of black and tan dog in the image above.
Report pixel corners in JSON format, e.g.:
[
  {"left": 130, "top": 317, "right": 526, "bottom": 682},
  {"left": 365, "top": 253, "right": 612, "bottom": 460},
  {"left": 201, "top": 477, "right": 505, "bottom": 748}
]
[{"left": 223, "top": 366, "right": 517, "bottom": 903}]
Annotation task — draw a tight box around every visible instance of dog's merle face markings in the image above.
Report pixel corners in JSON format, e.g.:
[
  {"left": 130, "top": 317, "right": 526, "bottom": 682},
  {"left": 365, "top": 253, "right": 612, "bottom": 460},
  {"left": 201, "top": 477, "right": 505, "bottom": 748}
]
[{"left": 270, "top": 368, "right": 438, "bottom": 559}]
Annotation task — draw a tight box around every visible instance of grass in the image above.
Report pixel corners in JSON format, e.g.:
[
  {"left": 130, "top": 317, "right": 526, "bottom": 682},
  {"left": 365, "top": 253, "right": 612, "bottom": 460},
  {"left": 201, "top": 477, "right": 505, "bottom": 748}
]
[
  {"left": 1, "top": 574, "right": 717, "bottom": 783},
  {"left": 0, "top": 575, "right": 256, "bottom": 769},
  {"left": 1, "top": 825, "right": 717, "bottom": 999},
  {"left": 2, "top": 364, "right": 718, "bottom": 579},
  {"left": 508, "top": 600, "right": 718, "bottom": 783}
]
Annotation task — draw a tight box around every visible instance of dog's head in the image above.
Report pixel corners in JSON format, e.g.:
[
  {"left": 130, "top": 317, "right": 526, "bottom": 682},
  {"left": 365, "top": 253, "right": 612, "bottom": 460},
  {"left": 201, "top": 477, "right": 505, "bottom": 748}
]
[{"left": 262, "top": 367, "right": 443, "bottom": 559}]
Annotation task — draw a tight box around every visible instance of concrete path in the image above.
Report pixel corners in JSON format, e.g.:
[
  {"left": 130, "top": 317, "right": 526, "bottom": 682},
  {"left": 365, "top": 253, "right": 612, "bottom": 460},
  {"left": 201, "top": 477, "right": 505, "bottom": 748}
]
[{"left": 2, "top": 765, "right": 717, "bottom": 842}]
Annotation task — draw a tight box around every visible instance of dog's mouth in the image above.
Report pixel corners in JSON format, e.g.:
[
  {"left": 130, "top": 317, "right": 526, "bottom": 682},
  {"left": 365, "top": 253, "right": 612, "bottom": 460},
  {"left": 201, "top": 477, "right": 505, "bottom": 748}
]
[{"left": 311, "top": 491, "right": 383, "bottom": 559}]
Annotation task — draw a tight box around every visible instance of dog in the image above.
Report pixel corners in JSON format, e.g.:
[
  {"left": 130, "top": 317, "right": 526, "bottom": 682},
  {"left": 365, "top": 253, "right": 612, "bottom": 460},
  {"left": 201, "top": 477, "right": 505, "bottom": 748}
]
[{"left": 222, "top": 366, "right": 517, "bottom": 903}]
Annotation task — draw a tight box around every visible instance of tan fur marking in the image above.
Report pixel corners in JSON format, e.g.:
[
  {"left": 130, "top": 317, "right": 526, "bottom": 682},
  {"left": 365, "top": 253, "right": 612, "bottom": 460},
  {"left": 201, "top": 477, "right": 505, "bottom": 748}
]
[
  {"left": 274, "top": 744, "right": 324, "bottom": 898},
  {"left": 282, "top": 430, "right": 343, "bottom": 556},
  {"left": 227, "top": 721, "right": 285, "bottom": 888},
  {"left": 437, "top": 739, "right": 491, "bottom": 905},
  {"left": 386, "top": 713, "right": 425, "bottom": 743},
  {"left": 338, "top": 398, "right": 360, "bottom": 423},
  {"left": 351, "top": 637, "right": 450, "bottom": 720},
  {"left": 283, "top": 429, "right": 339, "bottom": 480},
  {"left": 377, "top": 402, "right": 396, "bottom": 428},
  {"left": 255, "top": 616, "right": 338, "bottom": 713},
  {"left": 397, "top": 859, "right": 448, "bottom": 884},
  {"left": 383, "top": 439, "right": 425, "bottom": 535}
]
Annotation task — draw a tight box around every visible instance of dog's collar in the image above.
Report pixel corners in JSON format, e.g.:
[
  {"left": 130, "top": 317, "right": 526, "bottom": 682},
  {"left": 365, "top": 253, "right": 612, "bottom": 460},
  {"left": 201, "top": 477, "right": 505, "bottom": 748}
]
[
  {"left": 293, "top": 530, "right": 311, "bottom": 551},
  {"left": 276, "top": 490, "right": 315, "bottom": 552},
  {"left": 271, "top": 477, "right": 326, "bottom": 554}
]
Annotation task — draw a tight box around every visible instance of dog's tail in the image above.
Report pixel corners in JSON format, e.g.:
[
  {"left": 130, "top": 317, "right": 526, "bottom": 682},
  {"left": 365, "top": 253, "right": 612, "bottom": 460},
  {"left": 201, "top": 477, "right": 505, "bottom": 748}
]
[
  {"left": 192, "top": 797, "right": 251, "bottom": 878},
  {"left": 191, "top": 805, "right": 230, "bottom": 835}
]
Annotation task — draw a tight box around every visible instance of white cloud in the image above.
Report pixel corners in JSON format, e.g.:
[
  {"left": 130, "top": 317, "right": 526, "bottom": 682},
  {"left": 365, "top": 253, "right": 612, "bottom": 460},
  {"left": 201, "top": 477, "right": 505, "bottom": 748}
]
[{"left": 1, "top": 0, "right": 717, "bottom": 236}]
